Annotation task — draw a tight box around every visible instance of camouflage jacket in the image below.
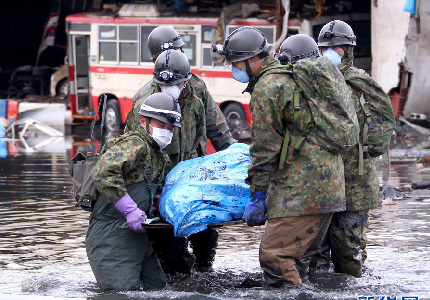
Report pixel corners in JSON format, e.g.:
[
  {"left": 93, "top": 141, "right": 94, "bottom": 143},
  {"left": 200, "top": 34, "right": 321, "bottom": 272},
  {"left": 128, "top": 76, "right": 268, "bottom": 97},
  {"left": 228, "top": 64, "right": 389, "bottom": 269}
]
[
  {"left": 92, "top": 128, "right": 168, "bottom": 204},
  {"left": 125, "top": 80, "right": 205, "bottom": 173},
  {"left": 245, "top": 57, "right": 346, "bottom": 219},
  {"left": 340, "top": 66, "right": 388, "bottom": 211},
  {"left": 126, "top": 74, "right": 236, "bottom": 172}
]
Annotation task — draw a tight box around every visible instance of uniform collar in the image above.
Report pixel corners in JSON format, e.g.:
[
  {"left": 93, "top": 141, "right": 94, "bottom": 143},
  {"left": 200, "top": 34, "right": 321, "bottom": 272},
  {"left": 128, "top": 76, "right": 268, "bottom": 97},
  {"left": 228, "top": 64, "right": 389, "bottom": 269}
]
[{"left": 244, "top": 57, "right": 280, "bottom": 94}]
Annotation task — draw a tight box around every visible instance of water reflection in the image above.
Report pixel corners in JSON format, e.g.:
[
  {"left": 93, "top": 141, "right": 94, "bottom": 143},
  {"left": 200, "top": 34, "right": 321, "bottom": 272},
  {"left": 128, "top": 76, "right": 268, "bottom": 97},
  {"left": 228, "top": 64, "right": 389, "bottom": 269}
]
[{"left": 0, "top": 135, "right": 429, "bottom": 299}]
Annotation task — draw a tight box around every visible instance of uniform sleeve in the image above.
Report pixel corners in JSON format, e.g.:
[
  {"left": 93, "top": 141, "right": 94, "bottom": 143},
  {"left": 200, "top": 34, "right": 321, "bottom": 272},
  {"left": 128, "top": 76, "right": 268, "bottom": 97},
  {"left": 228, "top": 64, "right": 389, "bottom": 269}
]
[
  {"left": 193, "top": 104, "right": 207, "bottom": 154},
  {"left": 201, "top": 86, "right": 238, "bottom": 151},
  {"left": 245, "top": 75, "right": 290, "bottom": 191},
  {"left": 92, "top": 137, "right": 146, "bottom": 204}
]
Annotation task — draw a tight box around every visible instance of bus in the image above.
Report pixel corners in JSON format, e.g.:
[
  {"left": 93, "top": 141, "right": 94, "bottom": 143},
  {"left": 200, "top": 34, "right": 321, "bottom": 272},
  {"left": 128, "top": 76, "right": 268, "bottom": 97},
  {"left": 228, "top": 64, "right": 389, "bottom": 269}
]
[{"left": 66, "top": 4, "right": 370, "bottom": 138}]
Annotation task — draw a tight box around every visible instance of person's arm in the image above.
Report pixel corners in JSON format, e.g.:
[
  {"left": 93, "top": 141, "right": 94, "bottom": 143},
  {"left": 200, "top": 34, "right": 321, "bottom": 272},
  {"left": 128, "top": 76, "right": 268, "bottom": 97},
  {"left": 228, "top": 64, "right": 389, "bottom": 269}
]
[
  {"left": 245, "top": 75, "right": 290, "bottom": 192},
  {"left": 92, "top": 137, "right": 145, "bottom": 204},
  {"left": 194, "top": 76, "right": 237, "bottom": 151}
]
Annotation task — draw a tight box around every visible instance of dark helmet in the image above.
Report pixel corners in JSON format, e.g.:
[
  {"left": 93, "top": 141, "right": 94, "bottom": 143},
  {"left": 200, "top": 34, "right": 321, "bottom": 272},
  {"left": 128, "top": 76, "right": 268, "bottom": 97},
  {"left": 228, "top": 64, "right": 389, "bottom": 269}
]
[
  {"left": 212, "top": 26, "right": 269, "bottom": 64},
  {"left": 153, "top": 50, "right": 192, "bottom": 85},
  {"left": 317, "top": 20, "right": 356, "bottom": 47},
  {"left": 275, "top": 34, "right": 320, "bottom": 64},
  {"left": 148, "top": 26, "right": 185, "bottom": 60},
  {"left": 139, "top": 92, "right": 182, "bottom": 127}
]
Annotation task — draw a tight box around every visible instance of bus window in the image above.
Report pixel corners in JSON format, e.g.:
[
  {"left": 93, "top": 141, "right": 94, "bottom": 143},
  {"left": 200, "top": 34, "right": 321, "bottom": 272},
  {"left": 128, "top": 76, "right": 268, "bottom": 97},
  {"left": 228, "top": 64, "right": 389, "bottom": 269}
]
[
  {"left": 201, "top": 25, "right": 213, "bottom": 43},
  {"left": 181, "top": 34, "right": 197, "bottom": 67},
  {"left": 202, "top": 46, "right": 224, "bottom": 67},
  {"left": 140, "top": 26, "right": 157, "bottom": 63},
  {"left": 99, "top": 25, "right": 116, "bottom": 62},
  {"left": 119, "top": 26, "right": 138, "bottom": 63},
  {"left": 228, "top": 26, "right": 276, "bottom": 44}
]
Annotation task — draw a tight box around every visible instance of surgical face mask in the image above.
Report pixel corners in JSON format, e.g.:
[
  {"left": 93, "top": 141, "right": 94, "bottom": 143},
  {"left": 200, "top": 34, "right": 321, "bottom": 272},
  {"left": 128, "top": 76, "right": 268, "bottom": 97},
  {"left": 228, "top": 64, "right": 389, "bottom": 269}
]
[
  {"left": 232, "top": 66, "right": 250, "bottom": 83},
  {"left": 160, "top": 84, "right": 184, "bottom": 101},
  {"left": 149, "top": 125, "right": 173, "bottom": 149},
  {"left": 231, "top": 57, "right": 266, "bottom": 83},
  {"left": 322, "top": 48, "right": 343, "bottom": 67}
]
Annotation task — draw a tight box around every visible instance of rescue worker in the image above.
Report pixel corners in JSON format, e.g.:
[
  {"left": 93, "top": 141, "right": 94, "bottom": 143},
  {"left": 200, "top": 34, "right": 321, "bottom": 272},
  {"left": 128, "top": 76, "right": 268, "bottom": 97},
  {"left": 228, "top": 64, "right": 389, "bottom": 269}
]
[
  {"left": 126, "top": 45, "right": 234, "bottom": 274},
  {"left": 87, "top": 93, "right": 181, "bottom": 291},
  {"left": 317, "top": 20, "right": 395, "bottom": 277},
  {"left": 213, "top": 27, "right": 346, "bottom": 287}
]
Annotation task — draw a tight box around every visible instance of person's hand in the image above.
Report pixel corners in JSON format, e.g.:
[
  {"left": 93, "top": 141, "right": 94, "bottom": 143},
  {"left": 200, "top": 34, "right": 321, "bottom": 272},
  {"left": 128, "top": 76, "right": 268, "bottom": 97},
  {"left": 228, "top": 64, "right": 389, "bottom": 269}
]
[
  {"left": 115, "top": 194, "right": 147, "bottom": 233},
  {"left": 124, "top": 207, "right": 147, "bottom": 232},
  {"left": 242, "top": 191, "right": 267, "bottom": 226}
]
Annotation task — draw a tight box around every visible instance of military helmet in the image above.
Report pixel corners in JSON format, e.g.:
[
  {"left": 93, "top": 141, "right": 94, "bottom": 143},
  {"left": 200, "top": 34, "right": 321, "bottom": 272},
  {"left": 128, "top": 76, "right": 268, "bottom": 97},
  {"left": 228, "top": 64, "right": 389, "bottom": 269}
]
[
  {"left": 139, "top": 92, "right": 182, "bottom": 127},
  {"left": 153, "top": 50, "right": 192, "bottom": 85},
  {"left": 148, "top": 26, "right": 185, "bottom": 60},
  {"left": 276, "top": 34, "right": 320, "bottom": 64},
  {"left": 317, "top": 20, "right": 356, "bottom": 47},
  {"left": 213, "top": 26, "right": 269, "bottom": 64}
]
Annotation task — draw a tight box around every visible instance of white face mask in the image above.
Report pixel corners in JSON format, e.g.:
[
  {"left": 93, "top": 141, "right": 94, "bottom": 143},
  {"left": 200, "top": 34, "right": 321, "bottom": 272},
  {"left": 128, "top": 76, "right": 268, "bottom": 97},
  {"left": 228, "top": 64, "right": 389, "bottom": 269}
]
[
  {"left": 160, "top": 84, "right": 186, "bottom": 101},
  {"left": 149, "top": 125, "right": 173, "bottom": 149}
]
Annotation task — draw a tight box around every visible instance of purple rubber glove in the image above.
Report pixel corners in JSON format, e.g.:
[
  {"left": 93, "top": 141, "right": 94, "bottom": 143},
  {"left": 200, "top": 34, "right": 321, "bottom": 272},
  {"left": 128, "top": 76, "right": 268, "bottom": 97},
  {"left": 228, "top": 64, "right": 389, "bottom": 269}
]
[
  {"left": 242, "top": 191, "right": 267, "bottom": 226},
  {"left": 115, "top": 194, "right": 147, "bottom": 233}
]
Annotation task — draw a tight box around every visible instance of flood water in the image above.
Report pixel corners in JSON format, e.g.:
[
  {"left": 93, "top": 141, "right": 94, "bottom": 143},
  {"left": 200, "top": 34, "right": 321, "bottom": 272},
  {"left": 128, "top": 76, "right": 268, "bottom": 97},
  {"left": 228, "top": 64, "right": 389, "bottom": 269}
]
[{"left": 0, "top": 134, "right": 429, "bottom": 300}]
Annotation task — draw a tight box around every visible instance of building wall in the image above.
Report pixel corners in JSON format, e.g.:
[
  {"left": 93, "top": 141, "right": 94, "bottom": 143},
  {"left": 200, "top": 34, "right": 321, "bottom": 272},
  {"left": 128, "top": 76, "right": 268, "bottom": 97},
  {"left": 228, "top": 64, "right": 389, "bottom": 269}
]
[
  {"left": 371, "top": 0, "right": 409, "bottom": 94},
  {"left": 403, "top": 0, "right": 430, "bottom": 116}
]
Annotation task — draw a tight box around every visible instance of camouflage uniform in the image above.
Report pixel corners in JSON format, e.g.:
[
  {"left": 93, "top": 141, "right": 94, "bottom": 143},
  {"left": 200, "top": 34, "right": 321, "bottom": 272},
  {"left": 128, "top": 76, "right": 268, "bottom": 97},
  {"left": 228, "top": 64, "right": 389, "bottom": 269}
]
[
  {"left": 125, "top": 74, "right": 236, "bottom": 274},
  {"left": 245, "top": 57, "right": 346, "bottom": 286},
  {"left": 86, "top": 128, "right": 168, "bottom": 291},
  {"left": 325, "top": 45, "right": 392, "bottom": 277},
  {"left": 128, "top": 74, "right": 236, "bottom": 163}
]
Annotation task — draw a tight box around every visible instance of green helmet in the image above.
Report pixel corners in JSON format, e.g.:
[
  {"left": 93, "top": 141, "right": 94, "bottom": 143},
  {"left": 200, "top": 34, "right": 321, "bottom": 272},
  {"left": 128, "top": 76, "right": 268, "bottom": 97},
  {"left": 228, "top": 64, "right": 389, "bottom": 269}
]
[
  {"left": 148, "top": 26, "right": 185, "bottom": 60},
  {"left": 212, "top": 26, "right": 269, "bottom": 64},
  {"left": 153, "top": 49, "right": 192, "bottom": 85},
  {"left": 317, "top": 20, "right": 357, "bottom": 47},
  {"left": 139, "top": 92, "right": 182, "bottom": 127},
  {"left": 276, "top": 34, "right": 319, "bottom": 64}
]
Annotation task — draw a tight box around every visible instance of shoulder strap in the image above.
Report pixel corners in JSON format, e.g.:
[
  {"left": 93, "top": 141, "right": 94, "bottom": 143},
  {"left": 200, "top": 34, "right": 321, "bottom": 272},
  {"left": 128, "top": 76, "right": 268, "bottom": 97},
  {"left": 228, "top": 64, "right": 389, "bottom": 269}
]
[
  {"left": 131, "top": 135, "right": 153, "bottom": 198},
  {"left": 358, "top": 93, "right": 372, "bottom": 175},
  {"left": 278, "top": 86, "right": 309, "bottom": 169},
  {"left": 257, "top": 65, "right": 293, "bottom": 81}
]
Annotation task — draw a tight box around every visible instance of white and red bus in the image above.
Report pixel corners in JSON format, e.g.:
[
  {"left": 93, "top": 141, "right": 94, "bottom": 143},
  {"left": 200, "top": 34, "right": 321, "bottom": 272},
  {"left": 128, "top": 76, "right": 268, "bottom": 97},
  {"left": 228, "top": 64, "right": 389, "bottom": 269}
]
[
  {"left": 66, "top": 4, "right": 291, "bottom": 137},
  {"left": 66, "top": 4, "right": 370, "bottom": 138}
]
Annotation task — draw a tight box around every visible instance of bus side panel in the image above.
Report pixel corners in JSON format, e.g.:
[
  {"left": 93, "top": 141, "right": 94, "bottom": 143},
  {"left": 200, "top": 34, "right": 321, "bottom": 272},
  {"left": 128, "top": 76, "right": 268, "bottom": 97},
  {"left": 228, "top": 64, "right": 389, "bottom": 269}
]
[{"left": 90, "top": 71, "right": 153, "bottom": 121}]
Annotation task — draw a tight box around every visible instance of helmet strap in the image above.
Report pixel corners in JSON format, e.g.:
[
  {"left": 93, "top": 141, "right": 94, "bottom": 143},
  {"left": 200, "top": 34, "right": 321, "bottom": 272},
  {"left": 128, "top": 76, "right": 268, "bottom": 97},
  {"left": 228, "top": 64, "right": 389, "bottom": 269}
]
[
  {"left": 338, "top": 45, "right": 354, "bottom": 75},
  {"left": 146, "top": 117, "right": 150, "bottom": 133},
  {"left": 244, "top": 59, "right": 253, "bottom": 79}
]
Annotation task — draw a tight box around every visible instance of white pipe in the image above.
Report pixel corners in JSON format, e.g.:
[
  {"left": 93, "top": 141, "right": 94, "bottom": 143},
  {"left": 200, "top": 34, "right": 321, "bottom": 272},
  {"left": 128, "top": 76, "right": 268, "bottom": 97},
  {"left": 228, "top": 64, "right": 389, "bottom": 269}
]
[{"left": 270, "top": 0, "right": 290, "bottom": 55}]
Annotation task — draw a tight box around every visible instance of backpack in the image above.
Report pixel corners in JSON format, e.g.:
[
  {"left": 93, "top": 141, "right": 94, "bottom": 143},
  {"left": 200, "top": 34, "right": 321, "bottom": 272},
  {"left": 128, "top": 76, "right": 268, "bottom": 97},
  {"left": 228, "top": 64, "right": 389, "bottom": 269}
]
[
  {"left": 258, "top": 57, "right": 359, "bottom": 166},
  {"left": 69, "top": 94, "right": 152, "bottom": 212},
  {"left": 69, "top": 132, "right": 149, "bottom": 211},
  {"left": 343, "top": 67, "right": 395, "bottom": 159},
  {"left": 69, "top": 94, "right": 108, "bottom": 212}
]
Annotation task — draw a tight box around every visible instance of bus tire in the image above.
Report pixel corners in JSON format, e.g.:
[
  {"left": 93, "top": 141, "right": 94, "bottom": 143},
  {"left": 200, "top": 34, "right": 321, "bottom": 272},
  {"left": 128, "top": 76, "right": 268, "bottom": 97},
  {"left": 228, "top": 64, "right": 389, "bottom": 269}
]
[
  {"left": 105, "top": 99, "right": 121, "bottom": 132},
  {"left": 223, "top": 103, "right": 246, "bottom": 140},
  {"left": 56, "top": 79, "right": 69, "bottom": 97}
]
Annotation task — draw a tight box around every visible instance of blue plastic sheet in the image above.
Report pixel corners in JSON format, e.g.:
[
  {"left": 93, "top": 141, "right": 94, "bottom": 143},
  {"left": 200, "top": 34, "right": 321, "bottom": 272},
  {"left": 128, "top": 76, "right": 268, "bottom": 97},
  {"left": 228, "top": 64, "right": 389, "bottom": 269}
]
[
  {"left": 404, "top": 0, "right": 416, "bottom": 16},
  {"left": 160, "top": 143, "right": 251, "bottom": 237}
]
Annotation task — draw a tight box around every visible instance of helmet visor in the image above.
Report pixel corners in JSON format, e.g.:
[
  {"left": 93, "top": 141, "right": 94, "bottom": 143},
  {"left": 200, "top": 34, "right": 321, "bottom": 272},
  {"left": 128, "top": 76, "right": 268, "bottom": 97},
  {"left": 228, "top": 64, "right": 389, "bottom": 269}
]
[{"left": 139, "top": 103, "right": 182, "bottom": 125}]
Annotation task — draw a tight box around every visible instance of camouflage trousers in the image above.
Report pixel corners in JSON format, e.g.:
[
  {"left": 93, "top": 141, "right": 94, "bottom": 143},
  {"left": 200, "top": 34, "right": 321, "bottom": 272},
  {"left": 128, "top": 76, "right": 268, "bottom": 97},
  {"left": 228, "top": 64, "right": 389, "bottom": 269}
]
[
  {"left": 329, "top": 209, "right": 369, "bottom": 277},
  {"left": 259, "top": 213, "right": 333, "bottom": 287}
]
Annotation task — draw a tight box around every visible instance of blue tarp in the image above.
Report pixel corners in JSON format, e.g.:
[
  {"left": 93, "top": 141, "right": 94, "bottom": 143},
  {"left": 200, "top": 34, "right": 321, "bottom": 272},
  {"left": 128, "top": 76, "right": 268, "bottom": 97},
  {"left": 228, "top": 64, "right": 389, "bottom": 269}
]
[
  {"left": 404, "top": 0, "right": 416, "bottom": 16},
  {"left": 160, "top": 143, "right": 251, "bottom": 237}
]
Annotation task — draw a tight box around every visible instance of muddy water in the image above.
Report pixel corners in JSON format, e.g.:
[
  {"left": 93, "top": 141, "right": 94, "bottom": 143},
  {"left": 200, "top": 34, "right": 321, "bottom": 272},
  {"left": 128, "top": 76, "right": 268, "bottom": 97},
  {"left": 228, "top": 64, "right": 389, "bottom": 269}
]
[{"left": 0, "top": 136, "right": 429, "bottom": 300}]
